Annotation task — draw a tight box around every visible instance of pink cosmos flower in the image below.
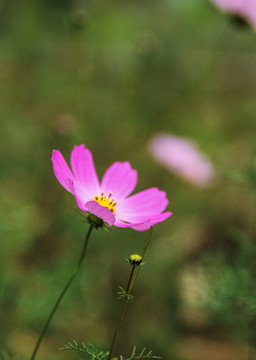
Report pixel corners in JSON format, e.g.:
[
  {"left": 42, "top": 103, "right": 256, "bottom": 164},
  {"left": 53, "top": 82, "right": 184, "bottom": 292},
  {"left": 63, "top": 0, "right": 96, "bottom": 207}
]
[
  {"left": 52, "top": 145, "right": 172, "bottom": 231},
  {"left": 210, "top": 0, "right": 256, "bottom": 30},
  {"left": 148, "top": 133, "right": 215, "bottom": 188}
]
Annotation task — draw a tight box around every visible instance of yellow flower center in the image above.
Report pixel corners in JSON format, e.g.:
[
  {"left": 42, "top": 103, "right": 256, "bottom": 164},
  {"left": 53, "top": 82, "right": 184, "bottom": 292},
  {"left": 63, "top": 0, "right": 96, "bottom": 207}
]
[{"left": 93, "top": 192, "right": 117, "bottom": 213}]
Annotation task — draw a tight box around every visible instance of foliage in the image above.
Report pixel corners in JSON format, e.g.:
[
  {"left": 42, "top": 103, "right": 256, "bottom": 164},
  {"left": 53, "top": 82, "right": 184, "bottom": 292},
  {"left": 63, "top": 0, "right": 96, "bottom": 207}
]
[
  {"left": 60, "top": 341, "right": 161, "bottom": 360},
  {"left": 0, "top": 352, "right": 11, "bottom": 360},
  {"left": 201, "top": 222, "right": 256, "bottom": 344},
  {"left": 116, "top": 286, "right": 134, "bottom": 301},
  {"left": 118, "top": 346, "right": 161, "bottom": 360},
  {"left": 60, "top": 341, "right": 108, "bottom": 360}
]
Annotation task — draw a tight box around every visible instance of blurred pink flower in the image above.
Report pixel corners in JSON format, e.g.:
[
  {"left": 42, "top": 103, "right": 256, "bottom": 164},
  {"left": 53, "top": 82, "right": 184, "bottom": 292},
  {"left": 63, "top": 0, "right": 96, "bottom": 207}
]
[
  {"left": 210, "top": 0, "right": 256, "bottom": 30},
  {"left": 148, "top": 134, "right": 215, "bottom": 187},
  {"left": 52, "top": 144, "right": 172, "bottom": 231}
]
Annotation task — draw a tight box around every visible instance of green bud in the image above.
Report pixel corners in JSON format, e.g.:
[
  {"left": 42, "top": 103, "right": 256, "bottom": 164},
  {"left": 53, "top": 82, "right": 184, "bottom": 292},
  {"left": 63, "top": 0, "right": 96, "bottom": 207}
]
[{"left": 129, "top": 254, "right": 142, "bottom": 267}]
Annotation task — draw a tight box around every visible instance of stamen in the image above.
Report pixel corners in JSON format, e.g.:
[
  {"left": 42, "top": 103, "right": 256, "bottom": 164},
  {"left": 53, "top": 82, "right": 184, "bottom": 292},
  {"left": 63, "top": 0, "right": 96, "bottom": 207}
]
[{"left": 93, "top": 191, "right": 117, "bottom": 214}]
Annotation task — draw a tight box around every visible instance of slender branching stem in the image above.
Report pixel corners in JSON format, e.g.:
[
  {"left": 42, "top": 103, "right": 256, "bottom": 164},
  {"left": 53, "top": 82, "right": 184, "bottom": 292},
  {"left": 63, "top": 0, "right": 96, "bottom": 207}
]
[
  {"left": 126, "top": 267, "right": 136, "bottom": 294},
  {"left": 107, "top": 266, "right": 136, "bottom": 360},
  {"left": 130, "top": 227, "right": 153, "bottom": 292},
  {"left": 107, "top": 227, "right": 154, "bottom": 360},
  {"left": 30, "top": 224, "right": 94, "bottom": 360}
]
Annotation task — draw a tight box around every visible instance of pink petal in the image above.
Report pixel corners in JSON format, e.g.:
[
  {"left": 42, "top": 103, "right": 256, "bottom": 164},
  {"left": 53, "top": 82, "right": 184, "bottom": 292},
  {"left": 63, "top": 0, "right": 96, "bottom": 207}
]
[
  {"left": 210, "top": 0, "right": 256, "bottom": 30},
  {"left": 114, "top": 211, "right": 172, "bottom": 231},
  {"left": 70, "top": 145, "right": 100, "bottom": 198},
  {"left": 117, "top": 187, "right": 168, "bottom": 218},
  {"left": 113, "top": 220, "right": 134, "bottom": 228},
  {"left": 71, "top": 180, "right": 90, "bottom": 211},
  {"left": 101, "top": 162, "right": 138, "bottom": 199},
  {"left": 66, "top": 179, "right": 75, "bottom": 194},
  {"left": 86, "top": 201, "right": 115, "bottom": 226},
  {"left": 52, "top": 150, "right": 75, "bottom": 192},
  {"left": 149, "top": 134, "right": 215, "bottom": 188},
  {"left": 131, "top": 212, "right": 172, "bottom": 231}
]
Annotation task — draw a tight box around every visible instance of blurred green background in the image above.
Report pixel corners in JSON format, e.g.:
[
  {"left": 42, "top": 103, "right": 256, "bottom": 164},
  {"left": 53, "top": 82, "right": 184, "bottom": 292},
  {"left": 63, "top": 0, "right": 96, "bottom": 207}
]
[{"left": 1, "top": 0, "right": 256, "bottom": 359}]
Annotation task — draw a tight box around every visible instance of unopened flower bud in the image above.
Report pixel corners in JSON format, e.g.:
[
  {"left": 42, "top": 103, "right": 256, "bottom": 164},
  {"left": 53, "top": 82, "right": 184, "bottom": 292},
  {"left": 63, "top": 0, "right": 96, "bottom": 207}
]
[{"left": 129, "top": 254, "right": 142, "bottom": 267}]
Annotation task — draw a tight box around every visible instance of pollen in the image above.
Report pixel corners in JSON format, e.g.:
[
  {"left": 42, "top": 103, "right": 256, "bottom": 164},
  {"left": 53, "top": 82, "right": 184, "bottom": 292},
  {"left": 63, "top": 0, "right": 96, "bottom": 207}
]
[{"left": 93, "top": 191, "right": 117, "bottom": 213}]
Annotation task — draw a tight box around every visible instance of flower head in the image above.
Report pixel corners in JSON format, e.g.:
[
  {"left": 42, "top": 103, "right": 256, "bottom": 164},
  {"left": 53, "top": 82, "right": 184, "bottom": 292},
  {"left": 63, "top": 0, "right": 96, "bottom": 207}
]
[
  {"left": 129, "top": 254, "right": 143, "bottom": 267},
  {"left": 148, "top": 133, "right": 215, "bottom": 188},
  {"left": 210, "top": 0, "right": 256, "bottom": 30},
  {"left": 52, "top": 145, "right": 172, "bottom": 231}
]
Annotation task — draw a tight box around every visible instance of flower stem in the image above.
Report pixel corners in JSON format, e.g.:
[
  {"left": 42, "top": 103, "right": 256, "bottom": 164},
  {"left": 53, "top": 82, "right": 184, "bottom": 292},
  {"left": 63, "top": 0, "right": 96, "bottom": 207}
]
[
  {"left": 107, "top": 227, "right": 154, "bottom": 360},
  {"left": 130, "top": 227, "right": 153, "bottom": 292},
  {"left": 107, "top": 266, "right": 136, "bottom": 360},
  {"left": 30, "top": 224, "right": 93, "bottom": 360}
]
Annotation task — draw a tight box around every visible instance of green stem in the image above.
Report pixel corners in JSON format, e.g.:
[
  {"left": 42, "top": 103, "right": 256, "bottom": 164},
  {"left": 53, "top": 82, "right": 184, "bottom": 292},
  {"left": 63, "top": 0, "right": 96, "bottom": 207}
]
[
  {"left": 126, "top": 267, "right": 135, "bottom": 293},
  {"left": 30, "top": 224, "right": 93, "bottom": 360},
  {"left": 107, "top": 227, "right": 154, "bottom": 360},
  {"left": 107, "top": 266, "right": 136, "bottom": 360},
  {"left": 130, "top": 227, "right": 153, "bottom": 292}
]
